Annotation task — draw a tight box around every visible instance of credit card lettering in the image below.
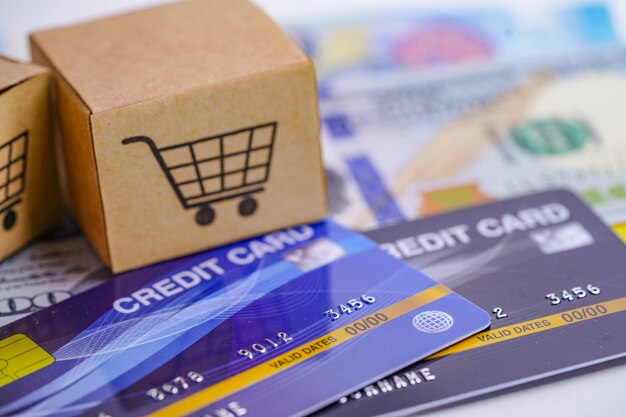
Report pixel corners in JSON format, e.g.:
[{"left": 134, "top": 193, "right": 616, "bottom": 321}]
[{"left": 380, "top": 202, "right": 570, "bottom": 260}]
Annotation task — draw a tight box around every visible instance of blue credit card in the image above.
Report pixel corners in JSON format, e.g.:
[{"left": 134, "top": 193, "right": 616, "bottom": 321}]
[{"left": 0, "top": 220, "right": 489, "bottom": 417}]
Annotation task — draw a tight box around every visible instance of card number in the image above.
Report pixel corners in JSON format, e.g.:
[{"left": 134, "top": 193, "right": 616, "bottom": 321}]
[
  {"left": 492, "top": 307, "right": 508, "bottom": 319},
  {"left": 323, "top": 295, "right": 376, "bottom": 321},
  {"left": 546, "top": 284, "right": 600, "bottom": 305}
]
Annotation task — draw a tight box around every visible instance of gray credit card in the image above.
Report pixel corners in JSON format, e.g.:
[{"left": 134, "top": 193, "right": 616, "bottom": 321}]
[{"left": 316, "top": 189, "right": 626, "bottom": 416}]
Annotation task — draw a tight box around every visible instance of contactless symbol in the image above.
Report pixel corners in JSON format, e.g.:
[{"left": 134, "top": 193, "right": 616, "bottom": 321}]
[
  {"left": 0, "top": 334, "right": 54, "bottom": 387},
  {"left": 413, "top": 310, "right": 454, "bottom": 333},
  {"left": 122, "top": 122, "right": 276, "bottom": 226},
  {"left": 0, "top": 131, "right": 28, "bottom": 231}
]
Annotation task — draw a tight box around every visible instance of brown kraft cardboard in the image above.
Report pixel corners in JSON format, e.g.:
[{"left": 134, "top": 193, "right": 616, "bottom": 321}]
[
  {"left": 30, "top": 0, "right": 327, "bottom": 272},
  {"left": 0, "top": 57, "right": 64, "bottom": 261}
]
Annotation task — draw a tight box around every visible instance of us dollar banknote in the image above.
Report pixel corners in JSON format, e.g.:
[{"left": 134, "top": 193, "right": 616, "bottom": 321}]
[
  {"left": 322, "top": 48, "right": 626, "bottom": 230},
  {"left": 0, "top": 219, "right": 109, "bottom": 327}
]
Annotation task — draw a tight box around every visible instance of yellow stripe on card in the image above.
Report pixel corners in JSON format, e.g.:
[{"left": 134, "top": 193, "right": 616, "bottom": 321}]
[
  {"left": 148, "top": 285, "right": 451, "bottom": 417},
  {"left": 428, "top": 296, "right": 626, "bottom": 359}
]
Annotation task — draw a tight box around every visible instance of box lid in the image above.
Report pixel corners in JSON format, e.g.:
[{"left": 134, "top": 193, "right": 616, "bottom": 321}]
[
  {"left": 30, "top": 0, "right": 310, "bottom": 114},
  {"left": 0, "top": 57, "right": 47, "bottom": 93}
]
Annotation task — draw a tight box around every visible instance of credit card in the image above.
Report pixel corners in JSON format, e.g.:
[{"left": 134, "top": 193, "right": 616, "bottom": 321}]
[
  {"left": 0, "top": 220, "right": 489, "bottom": 417},
  {"left": 317, "top": 190, "right": 626, "bottom": 416}
]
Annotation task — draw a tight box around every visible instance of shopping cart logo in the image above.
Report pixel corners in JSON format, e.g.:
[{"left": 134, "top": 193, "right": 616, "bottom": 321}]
[
  {"left": 122, "top": 122, "right": 277, "bottom": 226},
  {"left": 0, "top": 132, "right": 28, "bottom": 231}
]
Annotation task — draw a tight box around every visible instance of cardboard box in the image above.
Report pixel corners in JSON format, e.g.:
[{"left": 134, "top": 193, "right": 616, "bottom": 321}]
[
  {"left": 30, "top": 0, "right": 327, "bottom": 272},
  {"left": 0, "top": 57, "right": 64, "bottom": 261}
]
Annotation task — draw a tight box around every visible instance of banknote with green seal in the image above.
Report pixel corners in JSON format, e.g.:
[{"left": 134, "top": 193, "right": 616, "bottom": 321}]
[{"left": 322, "top": 48, "right": 626, "bottom": 231}]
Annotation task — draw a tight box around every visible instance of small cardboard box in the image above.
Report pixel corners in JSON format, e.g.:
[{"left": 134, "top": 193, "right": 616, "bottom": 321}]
[
  {"left": 30, "top": 0, "right": 327, "bottom": 272},
  {"left": 0, "top": 57, "right": 64, "bottom": 261}
]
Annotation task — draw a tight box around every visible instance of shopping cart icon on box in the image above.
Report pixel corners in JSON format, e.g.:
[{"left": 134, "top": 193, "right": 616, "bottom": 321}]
[
  {"left": 122, "top": 122, "right": 276, "bottom": 226},
  {"left": 0, "top": 132, "right": 28, "bottom": 231}
]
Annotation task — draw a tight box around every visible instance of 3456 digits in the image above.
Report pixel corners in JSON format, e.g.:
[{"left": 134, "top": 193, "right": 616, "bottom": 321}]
[
  {"left": 323, "top": 294, "right": 376, "bottom": 321},
  {"left": 546, "top": 284, "right": 600, "bottom": 305}
]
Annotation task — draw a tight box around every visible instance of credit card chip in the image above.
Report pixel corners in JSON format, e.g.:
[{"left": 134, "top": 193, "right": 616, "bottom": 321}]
[{"left": 0, "top": 334, "right": 54, "bottom": 387}]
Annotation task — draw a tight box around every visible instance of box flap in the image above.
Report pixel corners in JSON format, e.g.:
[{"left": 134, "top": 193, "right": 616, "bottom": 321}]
[{"left": 30, "top": 0, "right": 310, "bottom": 114}]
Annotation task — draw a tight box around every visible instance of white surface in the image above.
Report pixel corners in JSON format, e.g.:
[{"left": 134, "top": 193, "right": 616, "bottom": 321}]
[{"left": 1, "top": 1, "right": 625, "bottom": 416}]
